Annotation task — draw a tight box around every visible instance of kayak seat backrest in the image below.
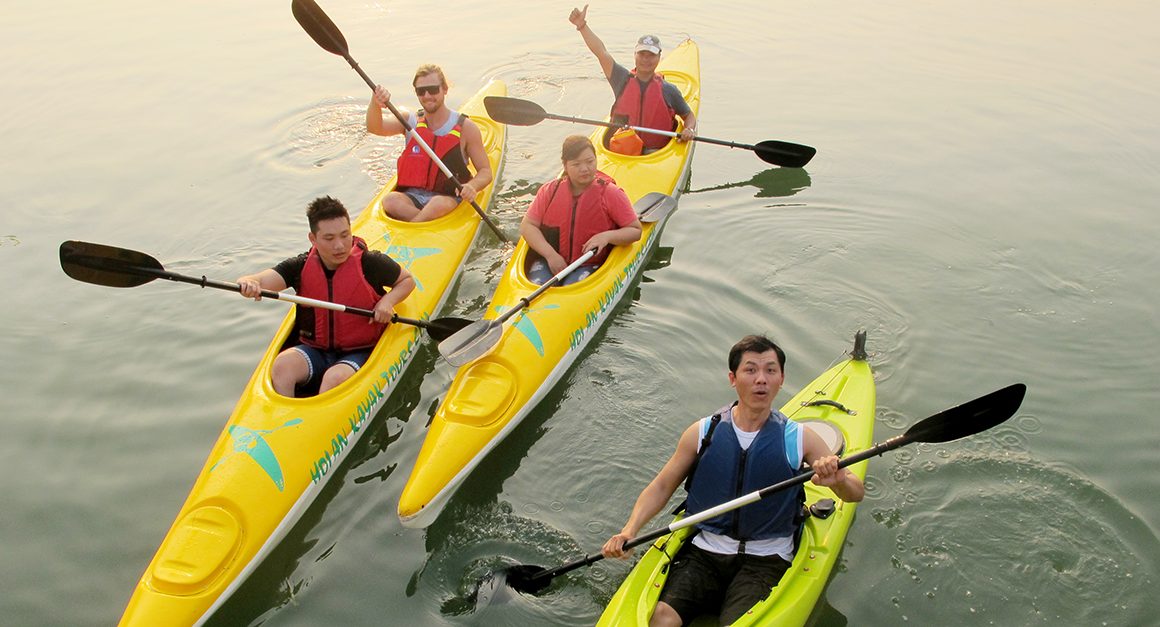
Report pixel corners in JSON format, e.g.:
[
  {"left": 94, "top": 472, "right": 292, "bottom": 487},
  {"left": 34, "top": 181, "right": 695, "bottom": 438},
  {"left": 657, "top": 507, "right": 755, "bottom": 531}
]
[
  {"left": 800, "top": 420, "right": 846, "bottom": 457},
  {"left": 791, "top": 421, "right": 848, "bottom": 550}
]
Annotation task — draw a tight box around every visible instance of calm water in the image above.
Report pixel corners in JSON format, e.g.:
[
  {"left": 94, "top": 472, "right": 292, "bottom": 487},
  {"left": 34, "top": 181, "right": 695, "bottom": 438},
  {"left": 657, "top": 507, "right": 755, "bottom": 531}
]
[{"left": 3, "top": 0, "right": 1159, "bottom": 625}]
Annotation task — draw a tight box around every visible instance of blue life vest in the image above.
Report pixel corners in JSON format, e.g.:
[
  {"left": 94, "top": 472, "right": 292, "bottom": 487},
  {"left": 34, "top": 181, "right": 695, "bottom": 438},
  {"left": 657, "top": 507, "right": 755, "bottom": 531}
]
[{"left": 685, "top": 406, "right": 802, "bottom": 540}]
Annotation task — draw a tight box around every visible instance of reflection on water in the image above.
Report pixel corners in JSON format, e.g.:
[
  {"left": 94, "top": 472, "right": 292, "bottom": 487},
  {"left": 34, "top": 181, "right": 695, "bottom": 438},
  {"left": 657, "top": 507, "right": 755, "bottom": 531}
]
[
  {"left": 810, "top": 596, "right": 851, "bottom": 627},
  {"left": 687, "top": 166, "right": 813, "bottom": 198},
  {"left": 644, "top": 244, "right": 674, "bottom": 272}
]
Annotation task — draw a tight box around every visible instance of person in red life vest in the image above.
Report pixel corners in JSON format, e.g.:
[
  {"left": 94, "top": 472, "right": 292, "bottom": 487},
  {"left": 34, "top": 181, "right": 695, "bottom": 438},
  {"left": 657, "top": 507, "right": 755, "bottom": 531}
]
[
  {"left": 366, "top": 64, "right": 493, "bottom": 222},
  {"left": 519, "top": 135, "right": 643, "bottom": 285},
  {"left": 600, "top": 335, "right": 865, "bottom": 627},
  {"left": 569, "top": 5, "right": 697, "bottom": 155},
  {"left": 235, "top": 196, "right": 415, "bottom": 397}
]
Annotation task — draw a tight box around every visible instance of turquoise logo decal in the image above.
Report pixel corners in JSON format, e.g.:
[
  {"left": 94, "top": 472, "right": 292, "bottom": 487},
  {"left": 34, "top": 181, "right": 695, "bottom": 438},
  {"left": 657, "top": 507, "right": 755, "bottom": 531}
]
[
  {"left": 495, "top": 303, "right": 559, "bottom": 356},
  {"left": 380, "top": 233, "right": 441, "bottom": 291},
  {"left": 210, "top": 418, "right": 303, "bottom": 491}
]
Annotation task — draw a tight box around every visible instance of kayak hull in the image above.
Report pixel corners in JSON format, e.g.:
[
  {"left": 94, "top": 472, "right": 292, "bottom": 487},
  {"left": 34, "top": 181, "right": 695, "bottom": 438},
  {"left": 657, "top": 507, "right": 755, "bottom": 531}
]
[
  {"left": 117, "top": 80, "right": 508, "bottom": 627},
  {"left": 397, "top": 40, "right": 702, "bottom": 528},
  {"left": 598, "top": 334, "right": 876, "bottom": 626}
]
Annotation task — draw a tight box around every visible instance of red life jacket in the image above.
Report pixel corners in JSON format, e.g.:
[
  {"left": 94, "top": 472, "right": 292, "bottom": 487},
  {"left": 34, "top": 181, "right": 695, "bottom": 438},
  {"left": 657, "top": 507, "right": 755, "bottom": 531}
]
[
  {"left": 395, "top": 112, "right": 472, "bottom": 195},
  {"left": 611, "top": 72, "right": 676, "bottom": 150},
  {"left": 296, "top": 237, "right": 385, "bottom": 352},
  {"left": 535, "top": 172, "right": 626, "bottom": 266}
]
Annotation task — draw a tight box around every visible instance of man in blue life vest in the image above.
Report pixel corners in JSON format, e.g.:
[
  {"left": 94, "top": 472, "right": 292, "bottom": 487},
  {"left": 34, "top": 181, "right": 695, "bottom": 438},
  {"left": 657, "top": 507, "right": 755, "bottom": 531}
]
[
  {"left": 602, "top": 335, "right": 865, "bottom": 627},
  {"left": 569, "top": 5, "right": 698, "bottom": 155},
  {"left": 367, "top": 64, "right": 493, "bottom": 222},
  {"left": 236, "top": 196, "right": 414, "bottom": 397}
]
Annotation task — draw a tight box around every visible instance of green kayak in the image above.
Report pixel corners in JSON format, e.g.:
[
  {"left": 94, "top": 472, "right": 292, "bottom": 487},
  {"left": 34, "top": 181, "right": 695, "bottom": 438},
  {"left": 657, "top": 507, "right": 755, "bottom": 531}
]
[{"left": 598, "top": 332, "right": 876, "bottom": 626}]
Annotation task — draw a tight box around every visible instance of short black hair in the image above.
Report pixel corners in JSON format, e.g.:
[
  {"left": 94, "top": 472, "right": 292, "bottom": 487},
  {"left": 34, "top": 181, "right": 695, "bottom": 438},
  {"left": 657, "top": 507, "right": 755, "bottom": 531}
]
[
  {"left": 306, "top": 196, "right": 350, "bottom": 233},
  {"left": 728, "top": 335, "right": 786, "bottom": 373}
]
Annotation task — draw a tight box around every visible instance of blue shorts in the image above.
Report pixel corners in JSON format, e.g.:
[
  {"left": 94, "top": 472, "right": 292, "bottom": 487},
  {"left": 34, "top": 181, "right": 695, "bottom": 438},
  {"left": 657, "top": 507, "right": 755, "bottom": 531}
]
[
  {"left": 292, "top": 344, "right": 372, "bottom": 388},
  {"left": 398, "top": 186, "right": 450, "bottom": 209}
]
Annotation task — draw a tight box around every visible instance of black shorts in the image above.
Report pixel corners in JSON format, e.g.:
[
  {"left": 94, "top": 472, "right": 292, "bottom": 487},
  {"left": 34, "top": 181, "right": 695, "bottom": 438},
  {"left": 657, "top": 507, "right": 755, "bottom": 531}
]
[{"left": 658, "top": 542, "right": 791, "bottom": 626}]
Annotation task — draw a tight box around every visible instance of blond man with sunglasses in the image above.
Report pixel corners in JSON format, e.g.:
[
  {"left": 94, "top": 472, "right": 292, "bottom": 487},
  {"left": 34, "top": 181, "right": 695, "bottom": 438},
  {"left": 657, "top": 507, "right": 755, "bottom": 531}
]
[{"left": 367, "top": 64, "right": 493, "bottom": 222}]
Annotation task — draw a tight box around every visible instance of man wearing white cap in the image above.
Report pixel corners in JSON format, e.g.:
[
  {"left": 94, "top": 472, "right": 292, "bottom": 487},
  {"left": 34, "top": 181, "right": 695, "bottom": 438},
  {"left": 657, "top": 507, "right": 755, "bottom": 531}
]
[{"left": 569, "top": 5, "right": 697, "bottom": 154}]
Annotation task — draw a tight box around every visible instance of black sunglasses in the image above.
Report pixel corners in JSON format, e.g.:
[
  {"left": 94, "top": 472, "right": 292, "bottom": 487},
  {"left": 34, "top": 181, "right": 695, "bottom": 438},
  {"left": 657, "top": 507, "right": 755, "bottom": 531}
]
[{"left": 414, "top": 85, "right": 442, "bottom": 96}]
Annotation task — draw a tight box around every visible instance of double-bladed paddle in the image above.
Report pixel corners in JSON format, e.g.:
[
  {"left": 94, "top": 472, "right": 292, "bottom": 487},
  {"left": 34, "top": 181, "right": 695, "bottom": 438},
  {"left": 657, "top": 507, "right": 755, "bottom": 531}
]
[
  {"left": 494, "top": 382, "right": 1027, "bottom": 596},
  {"left": 291, "top": 0, "right": 510, "bottom": 243},
  {"left": 58, "top": 241, "right": 472, "bottom": 341},
  {"left": 436, "top": 192, "right": 676, "bottom": 367},
  {"left": 483, "top": 95, "right": 817, "bottom": 168}
]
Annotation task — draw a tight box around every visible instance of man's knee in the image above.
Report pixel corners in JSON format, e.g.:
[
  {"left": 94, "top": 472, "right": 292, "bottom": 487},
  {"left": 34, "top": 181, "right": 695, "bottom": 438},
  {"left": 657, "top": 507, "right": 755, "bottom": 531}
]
[
  {"left": 383, "top": 193, "right": 419, "bottom": 220},
  {"left": 649, "top": 602, "right": 683, "bottom": 627},
  {"left": 271, "top": 349, "right": 309, "bottom": 395},
  {"left": 417, "top": 195, "right": 459, "bottom": 221},
  {"left": 319, "top": 363, "right": 355, "bottom": 392}
]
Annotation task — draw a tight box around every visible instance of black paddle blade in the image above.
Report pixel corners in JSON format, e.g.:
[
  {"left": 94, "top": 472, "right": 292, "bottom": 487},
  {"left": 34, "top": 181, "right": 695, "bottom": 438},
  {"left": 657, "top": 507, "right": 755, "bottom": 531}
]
[
  {"left": 502, "top": 565, "right": 553, "bottom": 595},
  {"left": 753, "top": 140, "right": 817, "bottom": 168},
  {"left": 466, "top": 568, "right": 529, "bottom": 606},
  {"left": 291, "top": 0, "right": 349, "bottom": 57},
  {"left": 423, "top": 316, "right": 474, "bottom": 342},
  {"left": 59, "top": 241, "right": 164, "bottom": 288},
  {"left": 905, "top": 383, "right": 1027, "bottom": 444},
  {"left": 483, "top": 96, "right": 548, "bottom": 126}
]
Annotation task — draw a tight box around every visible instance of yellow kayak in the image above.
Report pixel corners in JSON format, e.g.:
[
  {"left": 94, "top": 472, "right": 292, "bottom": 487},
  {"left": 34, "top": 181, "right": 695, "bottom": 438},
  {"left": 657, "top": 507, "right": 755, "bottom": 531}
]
[
  {"left": 117, "top": 79, "right": 507, "bottom": 626},
  {"left": 398, "top": 40, "right": 701, "bottom": 527}
]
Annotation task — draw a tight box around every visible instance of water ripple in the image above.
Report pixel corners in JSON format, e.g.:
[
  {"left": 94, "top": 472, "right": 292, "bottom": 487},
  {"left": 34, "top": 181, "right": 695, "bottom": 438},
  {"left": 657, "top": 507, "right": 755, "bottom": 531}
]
[
  {"left": 863, "top": 474, "right": 887, "bottom": 501},
  {"left": 416, "top": 502, "right": 616, "bottom": 624},
  {"left": 878, "top": 406, "right": 912, "bottom": 431},
  {"left": 264, "top": 97, "right": 371, "bottom": 172},
  {"left": 874, "top": 452, "right": 1160, "bottom": 624}
]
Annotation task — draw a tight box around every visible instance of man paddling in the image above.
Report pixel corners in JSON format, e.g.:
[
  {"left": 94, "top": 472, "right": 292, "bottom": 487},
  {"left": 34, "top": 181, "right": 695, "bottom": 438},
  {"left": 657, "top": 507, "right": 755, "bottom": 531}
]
[
  {"left": 236, "top": 196, "right": 414, "bottom": 397},
  {"left": 368, "top": 64, "right": 493, "bottom": 222},
  {"left": 602, "top": 335, "right": 865, "bottom": 626},
  {"left": 569, "top": 5, "right": 697, "bottom": 155}
]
